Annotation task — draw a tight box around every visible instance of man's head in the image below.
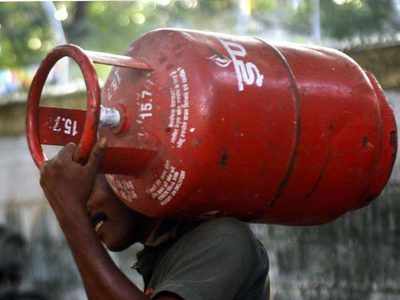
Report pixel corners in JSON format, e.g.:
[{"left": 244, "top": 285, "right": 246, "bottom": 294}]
[{"left": 87, "top": 175, "right": 155, "bottom": 251}]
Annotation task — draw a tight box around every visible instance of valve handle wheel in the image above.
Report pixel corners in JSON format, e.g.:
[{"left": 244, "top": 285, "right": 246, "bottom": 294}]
[
  {"left": 26, "top": 44, "right": 101, "bottom": 168},
  {"left": 26, "top": 44, "right": 155, "bottom": 173}
]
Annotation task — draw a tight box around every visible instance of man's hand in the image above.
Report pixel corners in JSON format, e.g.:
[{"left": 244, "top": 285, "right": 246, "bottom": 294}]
[
  {"left": 39, "top": 139, "right": 106, "bottom": 221},
  {"left": 38, "top": 139, "right": 181, "bottom": 300}
]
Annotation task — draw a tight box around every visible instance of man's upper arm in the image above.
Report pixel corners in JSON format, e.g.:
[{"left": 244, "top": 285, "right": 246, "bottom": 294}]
[{"left": 148, "top": 218, "right": 268, "bottom": 300}]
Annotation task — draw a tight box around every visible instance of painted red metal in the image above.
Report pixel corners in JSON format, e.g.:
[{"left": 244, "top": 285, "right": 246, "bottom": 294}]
[
  {"left": 36, "top": 106, "right": 154, "bottom": 175},
  {"left": 26, "top": 44, "right": 155, "bottom": 168},
  {"left": 38, "top": 107, "right": 85, "bottom": 146},
  {"left": 26, "top": 44, "right": 101, "bottom": 167},
  {"left": 85, "top": 50, "right": 152, "bottom": 70},
  {"left": 26, "top": 29, "right": 397, "bottom": 225}
]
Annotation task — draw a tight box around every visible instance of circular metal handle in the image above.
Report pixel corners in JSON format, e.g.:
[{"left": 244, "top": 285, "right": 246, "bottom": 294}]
[{"left": 26, "top": 44, "right": 101, "bottom": 168}]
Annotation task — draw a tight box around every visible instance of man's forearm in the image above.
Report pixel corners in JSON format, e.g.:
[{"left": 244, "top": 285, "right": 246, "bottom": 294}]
[
  {"left": 58, "top": 210, "right": 148, "bottom": 300},
  {"left": 38, "top": 142, "right": 154, "bottom": 300}
]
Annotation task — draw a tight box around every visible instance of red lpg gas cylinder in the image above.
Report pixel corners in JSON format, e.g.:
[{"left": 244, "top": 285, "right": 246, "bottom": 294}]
[{"left": 26, "top": 29, "right": 397, "bottom": 225}]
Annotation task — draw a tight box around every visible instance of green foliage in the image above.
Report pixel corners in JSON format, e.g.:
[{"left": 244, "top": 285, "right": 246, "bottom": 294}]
[
  {"left": 290, "top": 0, "right": 396, "bottom": 40},
  {"left": 0, "top": 3, "right": 53, "bottom": 68},
  {"left": 288, "top": 1, "right": 313, "bottom": 35},
  {"left": 253, "top": 0, "right": 279, "bottom": 11},
  {"left": 0, "top": 1, "right": 240, "bottom": 69},
  {"left": 1, "top": 0, "right": 400, "bottom": 70},
  {"left": 320, "top": 0, "right": 394, "bottom": 40}
]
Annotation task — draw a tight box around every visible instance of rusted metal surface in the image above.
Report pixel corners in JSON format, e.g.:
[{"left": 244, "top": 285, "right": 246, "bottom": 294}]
[{"left": 27, "top": 29, "right": 397, "bottom": 225}]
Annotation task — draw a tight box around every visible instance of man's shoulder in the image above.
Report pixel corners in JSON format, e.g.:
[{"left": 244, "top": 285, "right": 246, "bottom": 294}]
[
  {"left": 178, "top": 217, "right": 264, "bottom": 258},
  {"left": 146, "top": 217, "right": 269, "bottom": 300},
  {"left": 186, "top": 217, "right": 253, "bottom": 240}
]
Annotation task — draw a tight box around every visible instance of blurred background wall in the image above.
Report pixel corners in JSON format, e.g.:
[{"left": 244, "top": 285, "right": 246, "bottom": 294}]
[{"left": 1, "top": 1, "right": 400, "bottom": 299}]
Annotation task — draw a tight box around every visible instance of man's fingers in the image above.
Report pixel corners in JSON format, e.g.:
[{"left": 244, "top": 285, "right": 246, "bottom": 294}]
[
  {"left": 39, "top": 160, "right": 48, "bottom": 178},
  {"left": 56, "top": 143, "right": 77, "bottom": 162},
  {"left": 87, "top": 137, "right": 107, "bottom": 170}
]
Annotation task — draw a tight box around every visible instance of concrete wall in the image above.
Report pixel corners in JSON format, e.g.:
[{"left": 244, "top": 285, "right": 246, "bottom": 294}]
[{"left": 345, "top": 44, "right": 400, "bottom": 90}]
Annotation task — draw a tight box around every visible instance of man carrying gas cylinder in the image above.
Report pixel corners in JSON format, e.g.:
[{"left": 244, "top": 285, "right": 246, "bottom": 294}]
[
  {"left": 32, "top": 29, "right": 397, "bottom": 300},
  {"left": 39, "top": 138, "right": 270, "bottom": 300}
]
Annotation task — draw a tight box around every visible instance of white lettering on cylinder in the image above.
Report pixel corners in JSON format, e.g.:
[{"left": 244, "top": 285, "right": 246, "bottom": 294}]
[{"left": 217, "top": 38, "right": 264, "bottom": 92}]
